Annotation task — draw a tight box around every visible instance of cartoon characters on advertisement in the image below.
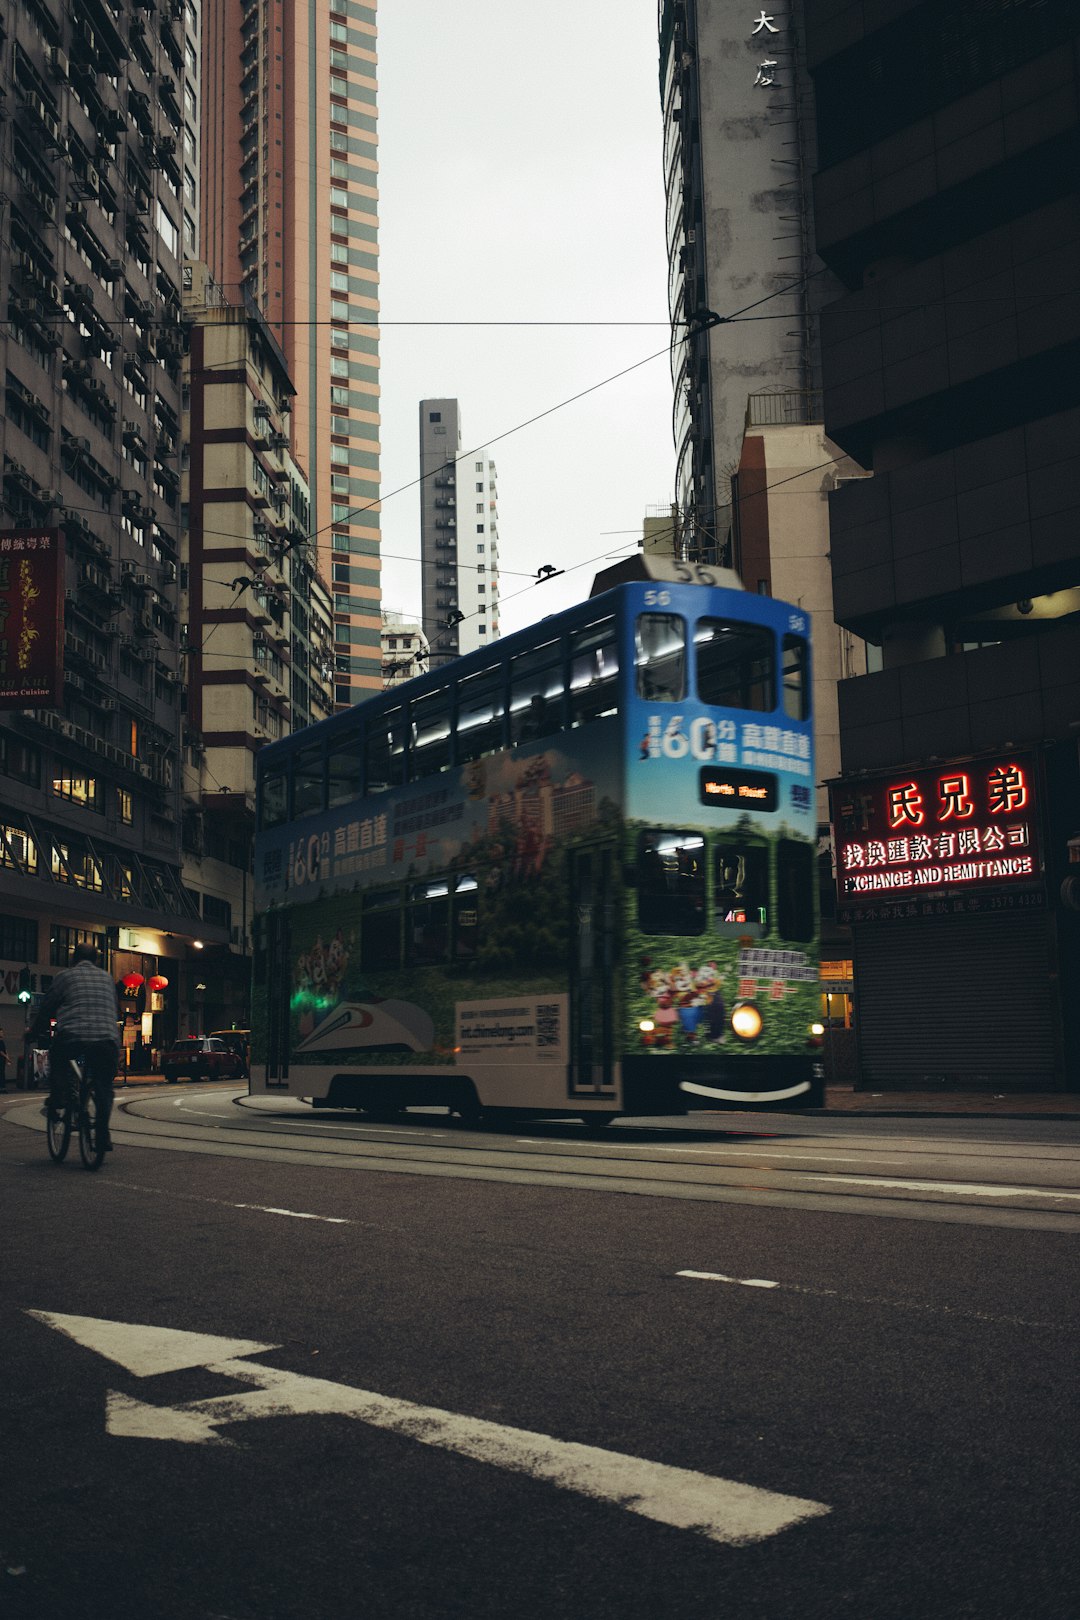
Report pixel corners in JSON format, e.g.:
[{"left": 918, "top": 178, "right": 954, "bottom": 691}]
[
  {"left": 295, "top": 927, "right": 353, "bottom": 1037},
  {"left": 639, "top": 959, "right": 727, "bottom": 1048}
]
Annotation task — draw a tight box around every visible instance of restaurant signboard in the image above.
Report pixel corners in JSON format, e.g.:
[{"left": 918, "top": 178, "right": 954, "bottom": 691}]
[{"left": 0, "top": 528, "right": 64, "bottom": 709}]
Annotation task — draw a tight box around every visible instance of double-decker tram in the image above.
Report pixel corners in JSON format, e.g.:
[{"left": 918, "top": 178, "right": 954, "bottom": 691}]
[{"left": 251, "top": 560, "right": 824, "bottom": 1124}]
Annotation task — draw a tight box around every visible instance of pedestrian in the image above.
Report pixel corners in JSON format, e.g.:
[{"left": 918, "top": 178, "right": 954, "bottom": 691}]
[
  {"left": 30, "top": 944, "right": 121, "bottom": 1152},
  {"left": 0, "top": 1026, "right": 7, "bottom": 1092}
]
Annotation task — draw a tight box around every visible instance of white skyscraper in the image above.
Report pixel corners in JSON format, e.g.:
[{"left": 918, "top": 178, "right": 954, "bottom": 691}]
[{"left": 419, "top": 400, "right": 500, "bottom": 668}]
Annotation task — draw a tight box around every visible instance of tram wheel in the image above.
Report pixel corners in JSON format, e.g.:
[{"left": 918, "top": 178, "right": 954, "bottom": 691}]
[{"left": 581, "top": 1112, "right": 618, "bottom": 1133}]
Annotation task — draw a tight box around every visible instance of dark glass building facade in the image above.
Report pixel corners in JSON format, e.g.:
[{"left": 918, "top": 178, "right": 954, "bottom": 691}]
[{"left": 808, "top": 0, "right": 1080, "bottom": 1089}]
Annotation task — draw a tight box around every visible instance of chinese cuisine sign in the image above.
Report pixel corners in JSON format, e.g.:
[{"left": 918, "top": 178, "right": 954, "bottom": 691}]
[
  {"left": 833, "top": 757, "right": 1039, "bottom": 899},
  {"left": 0, "top": 528, "right": 64, "bottom": 709}
]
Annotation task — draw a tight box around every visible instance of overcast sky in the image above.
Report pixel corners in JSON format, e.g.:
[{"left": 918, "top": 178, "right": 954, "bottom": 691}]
[{"left": 375, "top": 2, "right": 676, "bottom": 638}]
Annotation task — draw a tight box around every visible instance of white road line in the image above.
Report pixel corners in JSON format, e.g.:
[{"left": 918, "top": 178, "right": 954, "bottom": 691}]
[
  {"left": 100, "top": 1179, "right": 354, "bottom": 1227},
  {"left": 653, "top": 1148, "right": 872, "bottom": 1161},
  {"left": 230, "top": 1202, "right": 348, "bottom": 1223},
  {"left": 812, "top": 1174, "right": 1080, "bottom": 1201},
  {"left": 677, "top": 1271, "right": 780, "bottom": 1289}
]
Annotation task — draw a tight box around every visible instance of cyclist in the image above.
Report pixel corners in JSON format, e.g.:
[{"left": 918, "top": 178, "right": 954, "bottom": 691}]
[{"left": 31, "top": 943, "right": 121, "bottom": 1152}]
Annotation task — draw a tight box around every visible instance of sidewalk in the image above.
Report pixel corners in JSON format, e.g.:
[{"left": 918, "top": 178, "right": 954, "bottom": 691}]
[{"left": 815, "top": 1084, "right": 1080, "bottom": 1119}]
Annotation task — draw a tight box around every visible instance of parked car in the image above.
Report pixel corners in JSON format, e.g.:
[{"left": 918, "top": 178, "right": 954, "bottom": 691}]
[
  {"left": 161, "top": 1036, "right": 244, "bottom": 1084},
  {"left": 209, "top": 1028, "right": 251, "bottom": 1076}
]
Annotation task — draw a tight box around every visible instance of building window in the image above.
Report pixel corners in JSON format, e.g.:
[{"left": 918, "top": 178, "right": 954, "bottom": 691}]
[
  {"left": 201, "top": 892, "right": 231, "bottom": 931},
  {"left": 0, "top": 911, "right": 35, "bottom": 961},
  {"left": 49, "top": 924, "right": 106, "bottom": 968},
  {"left": 0, "top": 824, "right": 38, "bottom": 874},
  {"left": 429, "top": 412, "right": 441, "bottom": 423},
  {"left": 0, "top": 734, "right": 40, "bottom": 787},
  {"left": 51, "top": 775, "right": 102, "bottom": 812}
]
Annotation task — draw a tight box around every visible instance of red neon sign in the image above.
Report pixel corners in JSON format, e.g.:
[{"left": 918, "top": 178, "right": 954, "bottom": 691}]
[{"left": 834, "top": 756, "right": 1038, "bottom": 901}]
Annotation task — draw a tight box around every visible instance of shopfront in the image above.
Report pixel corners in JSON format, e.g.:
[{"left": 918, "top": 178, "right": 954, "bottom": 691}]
[{"left": 832, "top": 750, "right": 1075, "bottom": 1092}]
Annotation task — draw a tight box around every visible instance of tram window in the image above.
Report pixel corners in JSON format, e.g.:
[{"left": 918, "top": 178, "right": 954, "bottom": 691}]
[
  {"left": 696, "top": 620, "right": 774, "bottom": 711},
  {"left": 714, "top": 843, "right": 769, "bottom": 936},
  {"left": 407, "top": 880, "right": 449, "bottom": 966},
  {"left": 411, "top": 689, "right": 453, "bottom": 778},
  {"left": 777, "top": 839, "right": 815, "bottom": 942},
  {"left": 327, "top": 736, "right": 363, "bottom": 808},
  {"left": 260, "top": 769, "right": 287, "bottom": 829},
  {"left": 456, "top": 668, "right": 505, "bottom": 763},
  {"left": 292, "top": 743, "right": 325, "bottom": 819},
  {"left": 637, "top": 830, "right": 706, "bottom": 935},
  {"left": 635, "top": 614, "right": 686, "bottom": 701},
  {"left": 453, "top": 874, "right": 479, "bottom": 960},
  {"left": 365, "top": 705, "right": 406, "bottom": 793},
  {"left": 569, "top": 618, "right": 619, "bottom": 727},
  {"left": 361, "top": 890, "right": 402, "bottom": 971},
  {"left": 510, "top": 641, "right": 564, "bottom": 744},
  {"left": 782, "top": 634, "right": 809, "bottom": 721}
]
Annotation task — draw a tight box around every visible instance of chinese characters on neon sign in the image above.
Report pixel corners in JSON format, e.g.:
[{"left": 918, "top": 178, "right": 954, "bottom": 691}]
[{"left": 834, "top": 759, "right": 1038, "bottom": 898}]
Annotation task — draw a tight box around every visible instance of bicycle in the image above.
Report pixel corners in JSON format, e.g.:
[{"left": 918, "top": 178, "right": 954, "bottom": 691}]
[{"left": 45, "top": 1054, "right": 109, "bottom": 1171}]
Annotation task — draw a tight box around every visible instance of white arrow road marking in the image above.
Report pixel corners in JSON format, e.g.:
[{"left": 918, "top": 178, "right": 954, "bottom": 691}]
[
  {"left": 27, "top": 1311, "right": 278, "bottom": 1376},
  {"left": 28, "top": 1311, "right": 830, "bottom": 1547}
]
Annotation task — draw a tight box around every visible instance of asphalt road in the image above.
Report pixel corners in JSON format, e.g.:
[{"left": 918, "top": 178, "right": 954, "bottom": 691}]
[{"left": 2, "top": 1090, "right": 1079, "bottom": 1620}]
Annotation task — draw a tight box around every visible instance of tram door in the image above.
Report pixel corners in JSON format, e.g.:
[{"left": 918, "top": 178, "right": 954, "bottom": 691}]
[
  {"left": 567, "top": 847, "right": 616, "bottom": 1099},
  {"left": 263, "top": 911, "right": 291, "bottom": 1088}
]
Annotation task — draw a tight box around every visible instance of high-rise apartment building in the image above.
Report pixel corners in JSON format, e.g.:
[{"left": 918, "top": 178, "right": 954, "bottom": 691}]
[
  {"left": 419, "top": 400, "right": 500, "bottom": 669},
  {"left": 0, "top": 0, "right": 209, "bottom": 1062},
  {"left": 180, "top": 263, "right": 334, "bottom": 1030},
  {"left": 658, "top": 0, "right": 837, "bottom": 556},
  {"left": 201, "top": 0, "right": 381, "bottom": 705},
  {"left": 807, "top": 0, "right": 1080, "bottom": 1090}
]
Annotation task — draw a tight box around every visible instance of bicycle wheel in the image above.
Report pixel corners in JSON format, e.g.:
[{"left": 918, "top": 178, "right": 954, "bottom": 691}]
[
  {"left": 78, "top": 1081, "right": 107, "bottom": 1171},
  {"left": 46, "top": 1100, "right": 72, "bottom": 1163}
]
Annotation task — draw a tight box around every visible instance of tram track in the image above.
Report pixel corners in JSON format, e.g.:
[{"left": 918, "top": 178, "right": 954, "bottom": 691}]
[{"left": 8, "top": 1089, "right": 1080, "bottom": 1231}]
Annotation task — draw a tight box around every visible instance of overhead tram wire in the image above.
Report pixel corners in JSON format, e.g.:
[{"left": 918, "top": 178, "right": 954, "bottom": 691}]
[
  {"left": 290, "top": 262, "right": 830, "bottom": 559},
  {"left": 58, "top": 263, "right": 833, "bottom": 663}
]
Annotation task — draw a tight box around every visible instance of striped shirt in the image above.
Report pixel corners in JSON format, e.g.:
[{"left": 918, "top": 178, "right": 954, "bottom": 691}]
[{"left": 33, "top": 961, "right": 121, "bottom": 1049}]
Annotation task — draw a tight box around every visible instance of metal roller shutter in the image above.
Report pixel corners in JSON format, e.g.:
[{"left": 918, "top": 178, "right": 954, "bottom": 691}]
[{"left": 854, "top": 912, "right": 1056, "bottom": 1089}]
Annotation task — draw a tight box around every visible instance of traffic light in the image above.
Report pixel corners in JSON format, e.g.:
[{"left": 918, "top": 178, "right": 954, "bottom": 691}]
[{"left": 17, "top": 967, "right": 32, "bottom": 1004}]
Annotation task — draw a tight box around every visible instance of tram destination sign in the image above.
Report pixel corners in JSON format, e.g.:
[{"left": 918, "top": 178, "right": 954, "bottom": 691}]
[
  {"left": 699, "top": 765, "right": 778, "bottom": 812},
  {"left": 832, "top": 754, "right": 1040, "bottom": 905}
]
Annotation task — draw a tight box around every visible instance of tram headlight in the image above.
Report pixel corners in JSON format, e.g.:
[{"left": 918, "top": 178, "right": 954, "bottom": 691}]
[
  {"left": 730, "top": 1002, "right": 763, "bottom": 1042},
  {"left": 639, "top": 1019, "right": 655, "bottom": 1033},
  {"left": 811, "top": 1022, "right": 825, "bottom": 1036}
]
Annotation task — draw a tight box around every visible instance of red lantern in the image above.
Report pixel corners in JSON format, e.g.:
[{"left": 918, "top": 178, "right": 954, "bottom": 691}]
[
  {"left": 122, "top": 972, "right": 145, "bottom": 992},
  {"left": 148, "top": 975, "right": 169, "bottom": 992}
]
